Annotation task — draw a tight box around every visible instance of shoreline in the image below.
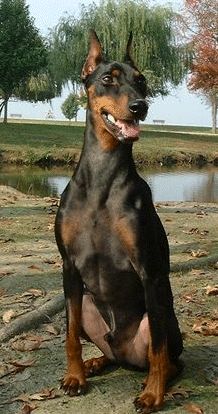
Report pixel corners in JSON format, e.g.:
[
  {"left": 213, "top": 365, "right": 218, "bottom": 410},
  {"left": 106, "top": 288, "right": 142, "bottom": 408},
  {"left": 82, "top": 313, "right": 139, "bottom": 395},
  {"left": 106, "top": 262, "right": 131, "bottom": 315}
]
[{"left": 1, "top": 151, "right": 218, "bottom": 168}]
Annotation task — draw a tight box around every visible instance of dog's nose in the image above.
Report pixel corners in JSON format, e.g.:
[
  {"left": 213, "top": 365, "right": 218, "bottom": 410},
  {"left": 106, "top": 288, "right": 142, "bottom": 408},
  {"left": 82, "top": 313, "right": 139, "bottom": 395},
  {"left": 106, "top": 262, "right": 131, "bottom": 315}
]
[{"left": 129, "top": 99, "right": 148, "bottom": 120}]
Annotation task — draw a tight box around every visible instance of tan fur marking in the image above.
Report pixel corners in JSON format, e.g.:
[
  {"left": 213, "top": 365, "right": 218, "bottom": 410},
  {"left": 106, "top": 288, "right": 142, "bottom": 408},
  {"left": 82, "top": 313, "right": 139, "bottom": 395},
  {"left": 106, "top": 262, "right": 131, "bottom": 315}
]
[
  {"left": 111, "top": 69, "right": 121, "bottom": 78},
  {"left": 61, "top": 216, "right": 80, "bottom": 246},
  {"left": 87, "top": 85, "right": 133, "bottom": 151},
  {"left": 136, "top": 325, "right": 177, "bottom": 411},
  {"left": 61, "top": 299, "right": 86, "bottom": 392},
  {"left": 113, "top": 217, "right": 137, "bottom": 259}
]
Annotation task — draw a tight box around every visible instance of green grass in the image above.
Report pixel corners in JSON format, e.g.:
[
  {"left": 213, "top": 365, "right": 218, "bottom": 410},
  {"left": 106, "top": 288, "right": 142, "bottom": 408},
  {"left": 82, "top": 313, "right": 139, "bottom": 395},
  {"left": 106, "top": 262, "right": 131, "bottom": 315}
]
[
  {"left": 141, "top": 123, "right": 212, "bottom": 133},
  {"left": 0, "top": 121, "right": 217, "bottom": 167},
  {"left": 0, "top": 122, "right": 84, "bottom": 148}
]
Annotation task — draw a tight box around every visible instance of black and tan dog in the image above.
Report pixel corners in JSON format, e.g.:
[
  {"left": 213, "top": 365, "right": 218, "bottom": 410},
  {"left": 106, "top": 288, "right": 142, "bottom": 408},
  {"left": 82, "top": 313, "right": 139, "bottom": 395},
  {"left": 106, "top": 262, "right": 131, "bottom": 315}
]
[{"left": 55, "top": 31, "right": 183, "bottom": 413}]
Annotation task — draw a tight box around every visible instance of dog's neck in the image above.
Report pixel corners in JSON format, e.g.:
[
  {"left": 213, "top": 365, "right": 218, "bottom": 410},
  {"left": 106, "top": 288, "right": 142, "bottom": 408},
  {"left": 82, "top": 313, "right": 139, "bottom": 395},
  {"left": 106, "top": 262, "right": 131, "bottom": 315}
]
[{"left": 74, "top": 110, "right": 137, "bottom": 200}]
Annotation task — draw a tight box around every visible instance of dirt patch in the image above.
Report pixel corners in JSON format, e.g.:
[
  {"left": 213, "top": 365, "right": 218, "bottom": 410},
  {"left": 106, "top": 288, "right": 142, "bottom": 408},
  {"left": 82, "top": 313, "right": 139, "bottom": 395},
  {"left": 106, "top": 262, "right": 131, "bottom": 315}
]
[{"left": 0, "top": 186, "right": 217, "bottom": 414}]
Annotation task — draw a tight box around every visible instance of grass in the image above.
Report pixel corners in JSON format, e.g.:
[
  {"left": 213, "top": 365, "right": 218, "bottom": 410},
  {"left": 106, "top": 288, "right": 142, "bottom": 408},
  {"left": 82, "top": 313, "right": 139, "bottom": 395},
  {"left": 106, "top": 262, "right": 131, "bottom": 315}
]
[{"left": 0, "top": 121, "right": 217, "bottom": 167}]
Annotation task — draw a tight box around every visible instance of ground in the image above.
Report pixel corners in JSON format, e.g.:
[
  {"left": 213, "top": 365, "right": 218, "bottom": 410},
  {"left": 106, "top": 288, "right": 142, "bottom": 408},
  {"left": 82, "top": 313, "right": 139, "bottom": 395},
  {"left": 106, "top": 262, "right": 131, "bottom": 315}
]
[{"left": 0, "top": 185, "right": 217, "bottom": 414}]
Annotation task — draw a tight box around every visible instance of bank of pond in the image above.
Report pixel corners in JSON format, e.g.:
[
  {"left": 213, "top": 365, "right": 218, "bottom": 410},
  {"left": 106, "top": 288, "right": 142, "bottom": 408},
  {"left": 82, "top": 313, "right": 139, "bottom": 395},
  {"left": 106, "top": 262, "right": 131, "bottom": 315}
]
[{"left": 0, "top": 165, "right": 217, "bottom": 203}]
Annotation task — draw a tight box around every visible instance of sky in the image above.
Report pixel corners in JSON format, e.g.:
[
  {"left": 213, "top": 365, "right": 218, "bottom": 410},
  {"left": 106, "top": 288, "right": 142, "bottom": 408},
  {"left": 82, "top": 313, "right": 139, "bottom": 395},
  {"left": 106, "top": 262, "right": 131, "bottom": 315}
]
[{"left": 7, "top": 0, "right": 212, "bottom": 126}]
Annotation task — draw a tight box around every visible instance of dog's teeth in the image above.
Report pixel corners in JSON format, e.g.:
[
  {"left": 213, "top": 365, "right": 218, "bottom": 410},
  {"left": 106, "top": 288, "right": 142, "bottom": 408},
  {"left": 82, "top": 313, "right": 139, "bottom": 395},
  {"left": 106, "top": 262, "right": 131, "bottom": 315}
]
[
  {"left": 108, "top": 114, "right": 115, "bottom": 124},
  {"left": 118, "top": 134, "right": 125, "bottom": 142}
]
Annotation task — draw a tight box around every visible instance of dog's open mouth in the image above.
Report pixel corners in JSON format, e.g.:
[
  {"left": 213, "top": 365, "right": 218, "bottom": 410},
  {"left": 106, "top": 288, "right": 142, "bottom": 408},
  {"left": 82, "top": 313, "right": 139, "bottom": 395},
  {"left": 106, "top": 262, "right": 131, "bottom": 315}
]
[{"left": 102, "top": 111, "right": 140, "bottom": 142}]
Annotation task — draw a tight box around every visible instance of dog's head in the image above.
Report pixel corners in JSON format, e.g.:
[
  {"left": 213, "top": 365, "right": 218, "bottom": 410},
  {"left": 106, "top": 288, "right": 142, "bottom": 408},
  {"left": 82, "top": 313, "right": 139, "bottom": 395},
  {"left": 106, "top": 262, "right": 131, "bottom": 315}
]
[{"left": 81, "top": 31, "right": 148, "bottom": 149}]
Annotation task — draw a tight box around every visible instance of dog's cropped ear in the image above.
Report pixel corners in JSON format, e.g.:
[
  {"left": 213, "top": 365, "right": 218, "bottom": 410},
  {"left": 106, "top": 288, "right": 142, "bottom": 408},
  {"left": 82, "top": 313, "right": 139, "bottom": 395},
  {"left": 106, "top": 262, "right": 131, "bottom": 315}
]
[
  {"left": 124, "top": 32, "right": 135, "bottom": 67},
  {"left": 81, "top": 30, "right": 103, "bottom": 81}
]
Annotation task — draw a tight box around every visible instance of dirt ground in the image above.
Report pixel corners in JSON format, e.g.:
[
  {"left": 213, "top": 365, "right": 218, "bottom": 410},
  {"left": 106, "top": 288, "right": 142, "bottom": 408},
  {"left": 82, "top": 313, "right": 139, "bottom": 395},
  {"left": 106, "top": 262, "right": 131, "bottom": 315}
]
[{"left": 0, "top": 185, "right": 217, "bottom": 414}]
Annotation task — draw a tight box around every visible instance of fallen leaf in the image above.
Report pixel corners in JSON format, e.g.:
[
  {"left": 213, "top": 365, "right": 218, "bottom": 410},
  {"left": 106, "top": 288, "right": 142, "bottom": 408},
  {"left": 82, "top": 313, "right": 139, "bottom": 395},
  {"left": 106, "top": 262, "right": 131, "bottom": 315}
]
[
  {"left": 196, "top": 210, "right": 208, "bottom": 217},
  {"left": 184, "top": 228, "right": 209, "bottom": 236},
  {"left": 28, "top": 393, "right": 44, "bottom": 401},
  {"left": 44, "top": 324, "right": 59, "bottom": 336},
  {"left": 0, "top": 288, "right": 6, "bottom": 296},
  {"left": 165, "top": 385, "right": 191, "bottom": 400},
  {"left": 200, "top": 230, "right": 209, "bottom": 236},
  {"left": 11, "top": 338, "right": 42, "bottom": 352},
  {"left": 190, "top": 250, "right": 208, "bottom": 258},
  {"left": 184, "top": 402, "right": 204, "bottom": 414},
  {"left": 183, "top": 227, "right": 199, "bottom": 234},
  {"left": 183, "top": 294, "right": 195, "bottom": 303},
  {"left": 0, "top": 270, "right": 14, "bottom": 277},
  {"left": 2, "top": 309, "right": 16, "bottom": 323},
  {"left": 190, "top": 269, "right": 205, "bottom": 276},
  {"left": 193, "top": 320, "right": 218, "bottom": 336},
  {"left": 12, "top": 393, "right": 30, "bottom": 403},
  {"left": 10, "top": 358, "right": 35, "bottom": 371},
  {"left": 28, "top": 265, "right": 42, "bottom": 271},
  {"left": 29, "top": 388, "right": 59, "bottom": 401},
  {"left": 205, "top": 285, "right": 218, "bottom": 296},
  {"left": 43, "top": 258, "right": 56, "bottom": 264},
  {"left": 0, "top": 364, "right": 11, "bottom": 378},
  {"left": 21, "top": 289, "right": 45, "bottom": 298},
  {"left": 21, "top": 254, "right": 34, "bottom": 258},
  {"left": 20, "top": 403, "right": 37, "bottom": 414},
  {"left": 52, "top": 261, "right": 62, "bottom": 268},
  {"left": 26, "top": 334, "right": 45, "bottom": 341},
  {"left": 0, "top": 238, "right": 15, "bottom": 243}
]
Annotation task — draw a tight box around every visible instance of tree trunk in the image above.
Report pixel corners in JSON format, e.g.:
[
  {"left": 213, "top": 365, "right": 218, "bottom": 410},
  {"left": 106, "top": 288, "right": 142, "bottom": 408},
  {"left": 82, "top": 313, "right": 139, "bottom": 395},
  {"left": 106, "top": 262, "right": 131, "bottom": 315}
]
[
  {"left": 0, "top": 100, "right": 5, "bottom": 117},
  {"left": 3, "top": 98, "right": 9, "bottom": 124},
  {"left": 211, "top": 94, "right": 217, "bottom": 134}
]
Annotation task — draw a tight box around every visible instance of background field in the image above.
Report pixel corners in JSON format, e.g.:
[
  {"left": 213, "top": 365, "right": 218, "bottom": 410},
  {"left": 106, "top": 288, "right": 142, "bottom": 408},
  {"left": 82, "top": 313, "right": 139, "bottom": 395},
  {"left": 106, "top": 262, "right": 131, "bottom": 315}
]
[{"left": 0, "top": 121, "right": 217, "bottom": 167}]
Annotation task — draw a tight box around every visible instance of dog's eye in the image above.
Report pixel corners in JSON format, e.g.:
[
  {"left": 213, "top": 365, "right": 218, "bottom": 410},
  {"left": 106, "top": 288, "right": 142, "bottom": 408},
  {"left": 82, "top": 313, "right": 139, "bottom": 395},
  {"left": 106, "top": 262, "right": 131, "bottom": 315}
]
[{"left": 102, "top": 75, "right": 113, "bottom": 85}]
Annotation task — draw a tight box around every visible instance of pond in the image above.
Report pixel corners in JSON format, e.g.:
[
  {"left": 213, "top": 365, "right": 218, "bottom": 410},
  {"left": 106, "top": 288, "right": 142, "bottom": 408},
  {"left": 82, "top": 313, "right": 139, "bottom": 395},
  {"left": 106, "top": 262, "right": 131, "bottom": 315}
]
[{"left": 0, "top": 165, "right": 217, "bottom": 203}]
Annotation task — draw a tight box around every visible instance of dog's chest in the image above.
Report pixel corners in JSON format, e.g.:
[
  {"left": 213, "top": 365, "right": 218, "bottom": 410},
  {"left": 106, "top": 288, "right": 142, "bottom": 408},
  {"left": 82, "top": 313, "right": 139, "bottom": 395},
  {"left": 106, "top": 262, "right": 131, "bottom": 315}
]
[
  {"left": 63, "top": 201, "right": 138, "bottom": 299},
  {"left": 73, "top": 205, "right": 130, "bottom": 265}
]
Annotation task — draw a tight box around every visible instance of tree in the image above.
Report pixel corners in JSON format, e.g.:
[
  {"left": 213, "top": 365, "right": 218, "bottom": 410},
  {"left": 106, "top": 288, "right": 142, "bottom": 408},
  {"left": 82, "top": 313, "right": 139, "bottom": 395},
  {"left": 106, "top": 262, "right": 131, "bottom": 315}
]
[
  {"left": 182, "top": 0, "right": 218, "bottom": 133},
  {"left": 16, "top": 71, "right": 59, "bottom": 103},
  {"left": 61, "top": 93, "right": 80, "bottom": 121},
  {"left": 49, "top": 0, "right": 189, "bottom": 97},
  {"left": 0, "top": 0, "right": 48, "bottom": 123}
]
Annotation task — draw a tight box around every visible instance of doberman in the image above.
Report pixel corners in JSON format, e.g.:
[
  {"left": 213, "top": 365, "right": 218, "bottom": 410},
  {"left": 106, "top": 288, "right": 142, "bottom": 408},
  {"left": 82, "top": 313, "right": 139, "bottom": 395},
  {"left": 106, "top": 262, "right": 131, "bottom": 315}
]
[{"left": 55, "top": 30, "right": 183, "bottom": 413}]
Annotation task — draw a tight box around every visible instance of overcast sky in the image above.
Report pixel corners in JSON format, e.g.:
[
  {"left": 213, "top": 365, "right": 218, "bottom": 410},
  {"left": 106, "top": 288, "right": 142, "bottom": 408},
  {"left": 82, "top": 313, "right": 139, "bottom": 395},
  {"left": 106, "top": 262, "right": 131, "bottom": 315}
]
[{"left": 8, "top": 0, "right": 211, "bottom": 126}]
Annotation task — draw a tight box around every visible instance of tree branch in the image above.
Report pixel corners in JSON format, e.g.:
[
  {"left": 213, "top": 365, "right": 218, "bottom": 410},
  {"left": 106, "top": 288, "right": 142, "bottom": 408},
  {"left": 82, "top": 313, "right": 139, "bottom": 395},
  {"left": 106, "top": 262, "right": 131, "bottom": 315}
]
[{"left": 0, "top": 294, "right": 65, "bottom": 343}]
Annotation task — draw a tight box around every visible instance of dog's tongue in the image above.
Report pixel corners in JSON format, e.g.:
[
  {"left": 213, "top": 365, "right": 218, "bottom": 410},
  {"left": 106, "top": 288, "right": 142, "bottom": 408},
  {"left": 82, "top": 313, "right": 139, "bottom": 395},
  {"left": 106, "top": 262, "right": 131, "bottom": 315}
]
[{"left": 115, "top": 120, "right": 140, "bottom": 138}]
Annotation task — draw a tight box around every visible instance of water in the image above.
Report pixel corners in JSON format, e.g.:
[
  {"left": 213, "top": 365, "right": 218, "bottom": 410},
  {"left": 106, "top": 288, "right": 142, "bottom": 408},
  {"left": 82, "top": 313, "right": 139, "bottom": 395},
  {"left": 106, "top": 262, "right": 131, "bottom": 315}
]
[{"left": 0, "top": 165, "right": 217, "bottom": 202}]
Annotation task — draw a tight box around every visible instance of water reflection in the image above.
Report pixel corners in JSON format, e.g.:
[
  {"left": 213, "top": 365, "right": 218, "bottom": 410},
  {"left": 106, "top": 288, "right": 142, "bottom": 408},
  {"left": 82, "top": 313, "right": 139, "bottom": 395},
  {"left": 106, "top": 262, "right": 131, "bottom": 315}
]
[
  {"left": 144, "top": 170, "right": 218, "bottom": 202},
  {"left": 0, "top": 166, "right": 217, "bottom": 202}
]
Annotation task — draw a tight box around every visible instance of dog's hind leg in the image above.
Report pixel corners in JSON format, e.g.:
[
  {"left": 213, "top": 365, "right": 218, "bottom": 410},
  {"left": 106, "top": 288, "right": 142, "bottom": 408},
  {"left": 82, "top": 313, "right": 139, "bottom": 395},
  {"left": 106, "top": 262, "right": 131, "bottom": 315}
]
[{"left": 81, "top": 294, "right": 116, "bottom": 377}]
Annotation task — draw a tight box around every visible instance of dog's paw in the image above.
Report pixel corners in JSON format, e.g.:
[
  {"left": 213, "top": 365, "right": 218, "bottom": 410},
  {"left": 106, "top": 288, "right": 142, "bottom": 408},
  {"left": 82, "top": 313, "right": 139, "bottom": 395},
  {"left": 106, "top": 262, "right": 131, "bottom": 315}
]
[
  {"left": 134, "top": 392, "right": 163, "bottom": 413},
  {"left": 84, "top": 355, "right": 110, "bottom": 377},
  {"left": 60, "top": 373, "right": 87, "bottom": 397}
]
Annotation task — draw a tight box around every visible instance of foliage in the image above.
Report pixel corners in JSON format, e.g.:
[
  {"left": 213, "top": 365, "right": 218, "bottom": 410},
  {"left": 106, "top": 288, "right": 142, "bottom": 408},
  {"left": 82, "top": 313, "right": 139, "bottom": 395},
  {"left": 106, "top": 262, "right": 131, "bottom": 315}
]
[
  {"left": 182, "top": 0, "right": 218, "bottom": 133},
  {"left": 16, "top": 72, "right": 59, "bottom": 103},
  {"left": 0, "top": 0, "right": 48, "bottom": 122},
  {"left": 61, "top": 93, "right": 80, "bottom": 120},
  {"left": 49, "top": 0, "right": 189, "bottom": 96}
]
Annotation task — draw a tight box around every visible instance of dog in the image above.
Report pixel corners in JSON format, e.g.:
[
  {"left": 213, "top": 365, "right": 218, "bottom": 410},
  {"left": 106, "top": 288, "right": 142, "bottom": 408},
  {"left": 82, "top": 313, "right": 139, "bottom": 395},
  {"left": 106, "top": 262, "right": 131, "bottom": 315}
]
[{"left": 55, "top": 30, "right": 183, "bottom": 413}]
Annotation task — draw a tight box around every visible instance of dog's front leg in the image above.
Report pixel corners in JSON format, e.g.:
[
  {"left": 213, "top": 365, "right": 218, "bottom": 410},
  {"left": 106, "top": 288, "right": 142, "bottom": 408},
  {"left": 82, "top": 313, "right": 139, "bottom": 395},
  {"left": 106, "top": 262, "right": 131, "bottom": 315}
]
[
  {"left": 61, "top": 260, "right": 86, "bottom": 396},
  {"left": 134, "top": 273, "right": 179, "bottom": 413}
]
